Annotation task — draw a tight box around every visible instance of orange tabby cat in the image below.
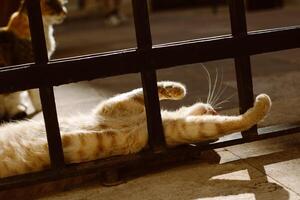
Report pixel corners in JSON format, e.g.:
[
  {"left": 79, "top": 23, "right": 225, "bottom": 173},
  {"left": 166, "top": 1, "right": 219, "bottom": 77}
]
[
  {"left": 0, "top": 0, "right": 67, "bottom": 120},
  {"left": 0, "top": 81, "right": 271, "bottom": 178}
]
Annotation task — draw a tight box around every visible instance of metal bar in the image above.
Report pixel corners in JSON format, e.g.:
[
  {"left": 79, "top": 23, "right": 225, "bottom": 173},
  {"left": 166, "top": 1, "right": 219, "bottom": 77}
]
[
  {"left": 1, "top": 124, "right": 299, "bottom": 190},
  {"left": 207, "top": 124, "right": 300, "bottom": 149},
  {"left": 154, "top": 26, "right": 300, "bottom": 66},
  {"left": 0, "top": 26, "right": 299, "bottom": 93},
  {"left": 26, "top": 0, "right": 65, "bottom": 169},
  {"left": 132, "top": 0, "right": 166, "bottom": 153},
  {"left": 229, "top": 0, "right": 256, "bottom": 138},
  {"left": 132, "top": 0, "right": 152, "bottom": 50}
]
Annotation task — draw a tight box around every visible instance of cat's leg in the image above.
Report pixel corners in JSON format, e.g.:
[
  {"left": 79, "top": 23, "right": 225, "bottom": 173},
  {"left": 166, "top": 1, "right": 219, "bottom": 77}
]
[
  {"left": 163, "top": 94, "right": 271, "bottom": 146},
  {"left": 28, "top": 89, "right": 42, "bottom": 113},
  {"left": 94, "top": 81, "right": 186, "bottom": 117},
  {"left": 169, "top": 102, "right": 217, "bottom": 117},
  {"left": 3, "top": 92, "right": 27, "bottom": 119}
]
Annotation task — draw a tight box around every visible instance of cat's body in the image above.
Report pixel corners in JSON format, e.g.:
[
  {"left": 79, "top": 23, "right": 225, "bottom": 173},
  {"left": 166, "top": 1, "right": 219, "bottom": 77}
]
[
  {"left": 0, "top": 81, "right": 272, "bottom": 178},
  {"left": 0, "top": 0, "right": 67, "bottom": 120}
]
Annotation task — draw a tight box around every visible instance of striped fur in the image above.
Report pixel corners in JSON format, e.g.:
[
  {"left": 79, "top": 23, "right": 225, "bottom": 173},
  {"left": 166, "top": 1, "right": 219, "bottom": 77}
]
[{"left": 0, "top": 81, "right": 271, "bottom": 178}]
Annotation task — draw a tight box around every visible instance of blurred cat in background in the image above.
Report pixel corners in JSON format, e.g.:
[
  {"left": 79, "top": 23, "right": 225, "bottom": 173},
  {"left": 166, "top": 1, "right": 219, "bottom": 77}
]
[{"left": 0, "top": 0, "right": 67, "bottom": 120}]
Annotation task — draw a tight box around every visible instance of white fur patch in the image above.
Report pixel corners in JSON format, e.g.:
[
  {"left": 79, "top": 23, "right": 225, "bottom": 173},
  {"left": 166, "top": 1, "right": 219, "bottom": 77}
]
[{"left": 202, "top": 123, "right": 217, "bottom": 136}]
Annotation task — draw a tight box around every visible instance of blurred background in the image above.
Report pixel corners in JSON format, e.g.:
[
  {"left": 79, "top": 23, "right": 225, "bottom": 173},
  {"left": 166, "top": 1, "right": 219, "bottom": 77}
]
[{"left": 0, "top": 0, "right": 299, "bottom": 128}]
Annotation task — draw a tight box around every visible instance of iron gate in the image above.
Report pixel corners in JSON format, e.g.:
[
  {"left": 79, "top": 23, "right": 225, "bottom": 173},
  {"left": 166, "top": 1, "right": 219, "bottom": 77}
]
[{"left": 0, "top": 0, "right": 299, "bottom": 190}]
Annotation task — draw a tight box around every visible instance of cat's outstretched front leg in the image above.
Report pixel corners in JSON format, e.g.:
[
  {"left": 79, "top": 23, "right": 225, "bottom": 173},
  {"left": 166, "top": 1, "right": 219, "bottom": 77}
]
[
  {"left": 164, "top": 94, "right": 272, "bottom": 146},
  {"left": 94, "top": 81, "right": 186, "bottom": 117}
]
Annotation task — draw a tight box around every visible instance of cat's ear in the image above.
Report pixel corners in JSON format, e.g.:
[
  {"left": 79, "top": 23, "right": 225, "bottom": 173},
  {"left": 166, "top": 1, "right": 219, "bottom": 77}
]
[{"left": 18, "top": 0, "right": 27, "bottom": 13}]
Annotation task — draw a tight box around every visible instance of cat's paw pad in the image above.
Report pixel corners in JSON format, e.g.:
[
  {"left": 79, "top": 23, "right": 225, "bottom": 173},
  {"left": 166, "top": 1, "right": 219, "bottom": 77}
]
[
  {"left": 254, "top": 94, "right": 272, "bottom": 113},
  {"left": 158, "top": 81, "right": 186, "bottom": 100}
]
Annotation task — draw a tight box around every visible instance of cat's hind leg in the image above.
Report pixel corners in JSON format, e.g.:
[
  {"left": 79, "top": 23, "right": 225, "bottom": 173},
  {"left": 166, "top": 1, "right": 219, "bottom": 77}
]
[
  {"left": 28, "top": 89, "right": 42, "bottom": 113},
  {"left": 163, "top": 94, "right": 271, "bottom": 146},
  {"left": 94, "top": 81, "right": 186, "bottom": 117}
]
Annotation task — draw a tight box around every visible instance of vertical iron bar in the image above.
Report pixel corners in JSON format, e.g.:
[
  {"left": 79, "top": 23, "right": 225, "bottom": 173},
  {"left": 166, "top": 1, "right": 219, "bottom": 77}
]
[
  {"left": 132, "top": 0, "right": 166, "bottom": 153},
  {"left": 229, "top": 4, "right": 266, "bottom": 198},
  {"left": 229, "top": 0, "right": 257, "bottom": 138},
  {"left": 26, "top": 0, "right": 65, "bottom": 168}
]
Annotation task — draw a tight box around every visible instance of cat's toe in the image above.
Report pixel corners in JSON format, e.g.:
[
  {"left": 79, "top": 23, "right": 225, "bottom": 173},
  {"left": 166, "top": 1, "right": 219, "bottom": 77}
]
[{"left": 168, "top": 84, "right": 186, "bottom": 99}]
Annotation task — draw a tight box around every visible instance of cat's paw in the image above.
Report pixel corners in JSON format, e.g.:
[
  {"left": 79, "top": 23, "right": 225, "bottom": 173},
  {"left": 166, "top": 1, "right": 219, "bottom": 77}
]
[
  {"left": 157, "top": 81, "right": 186, "bottom": 100},
  {"left": 254, "top": 94, "right": 272, "bottom": 114}
]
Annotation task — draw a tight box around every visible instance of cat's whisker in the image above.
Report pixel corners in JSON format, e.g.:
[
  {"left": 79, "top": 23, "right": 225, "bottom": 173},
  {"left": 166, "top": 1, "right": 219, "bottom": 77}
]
[
  {"left": 209, "top": 68, "right": 219, "bottom": 105},
  {"left": 201, "top": 64, "right": 212, "bottom": 104},
  {"left": 211, "top": 84, "right": 228, "bottom": 107},
  {"left": 214, "top": 92, "right": 236, "bottom": 108},
  {"left": 211, "top": 67, "right": 224, "bottom": 106},
  {"left": 214, "top": 100, "right": 230, "bottom": 108}
]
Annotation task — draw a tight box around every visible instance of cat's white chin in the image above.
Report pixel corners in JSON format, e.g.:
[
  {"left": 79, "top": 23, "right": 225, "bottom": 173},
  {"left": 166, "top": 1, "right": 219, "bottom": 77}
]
[{"left": 43, "top": 15, "right": 66, "bottom": 25}]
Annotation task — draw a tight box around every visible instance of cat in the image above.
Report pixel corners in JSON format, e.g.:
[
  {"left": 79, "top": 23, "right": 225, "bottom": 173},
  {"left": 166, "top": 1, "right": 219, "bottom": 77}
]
[
  {"left": 0, "top": 81, "right": 272, "bottom": 178},
  {"left": 0, "top": 0, "right": 67, "bottom": 120}
]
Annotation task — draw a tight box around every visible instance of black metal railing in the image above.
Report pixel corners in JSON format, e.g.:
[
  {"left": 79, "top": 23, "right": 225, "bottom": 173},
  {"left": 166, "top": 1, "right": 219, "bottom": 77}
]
[{"left": 0, "top": 0, "right": 299, "bottom": 190}]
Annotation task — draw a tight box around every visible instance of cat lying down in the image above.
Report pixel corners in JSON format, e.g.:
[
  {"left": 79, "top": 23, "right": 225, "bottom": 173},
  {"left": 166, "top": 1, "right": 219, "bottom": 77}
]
[{"left": 0, "top": 81, "right": 271, "bottom": 178}]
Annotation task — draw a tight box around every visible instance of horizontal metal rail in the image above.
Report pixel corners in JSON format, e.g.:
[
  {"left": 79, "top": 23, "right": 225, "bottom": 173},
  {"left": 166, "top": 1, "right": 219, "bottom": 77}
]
[{"left": 0, "top": 26, "right": 299, "bottom": 93}]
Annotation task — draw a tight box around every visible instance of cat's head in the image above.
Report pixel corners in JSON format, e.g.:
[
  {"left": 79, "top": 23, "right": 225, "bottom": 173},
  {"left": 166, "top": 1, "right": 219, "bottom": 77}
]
[
  {"left": 188, "top": 102, "right": 218, "bottom": 116},
  {"left": 19, "top": 0, "right": 68, "bottom": 25},
  {"left": 40, "top": 0, "right": 68, "bottom": 25}
]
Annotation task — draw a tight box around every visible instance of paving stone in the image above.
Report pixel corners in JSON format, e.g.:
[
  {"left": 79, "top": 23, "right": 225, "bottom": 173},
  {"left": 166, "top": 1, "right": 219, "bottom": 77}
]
[{"left": 40, "top": 150, "right": 300, "bottom": 200}]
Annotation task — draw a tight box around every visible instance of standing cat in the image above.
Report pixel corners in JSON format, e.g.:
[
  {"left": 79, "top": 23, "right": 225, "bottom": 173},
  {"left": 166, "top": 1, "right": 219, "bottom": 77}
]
[
  {"left": 0, "top": 81, "right": 272, "bottom": 178},
  {"left": 0, "top": 0, "right": 67, "bottom": 120}
]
